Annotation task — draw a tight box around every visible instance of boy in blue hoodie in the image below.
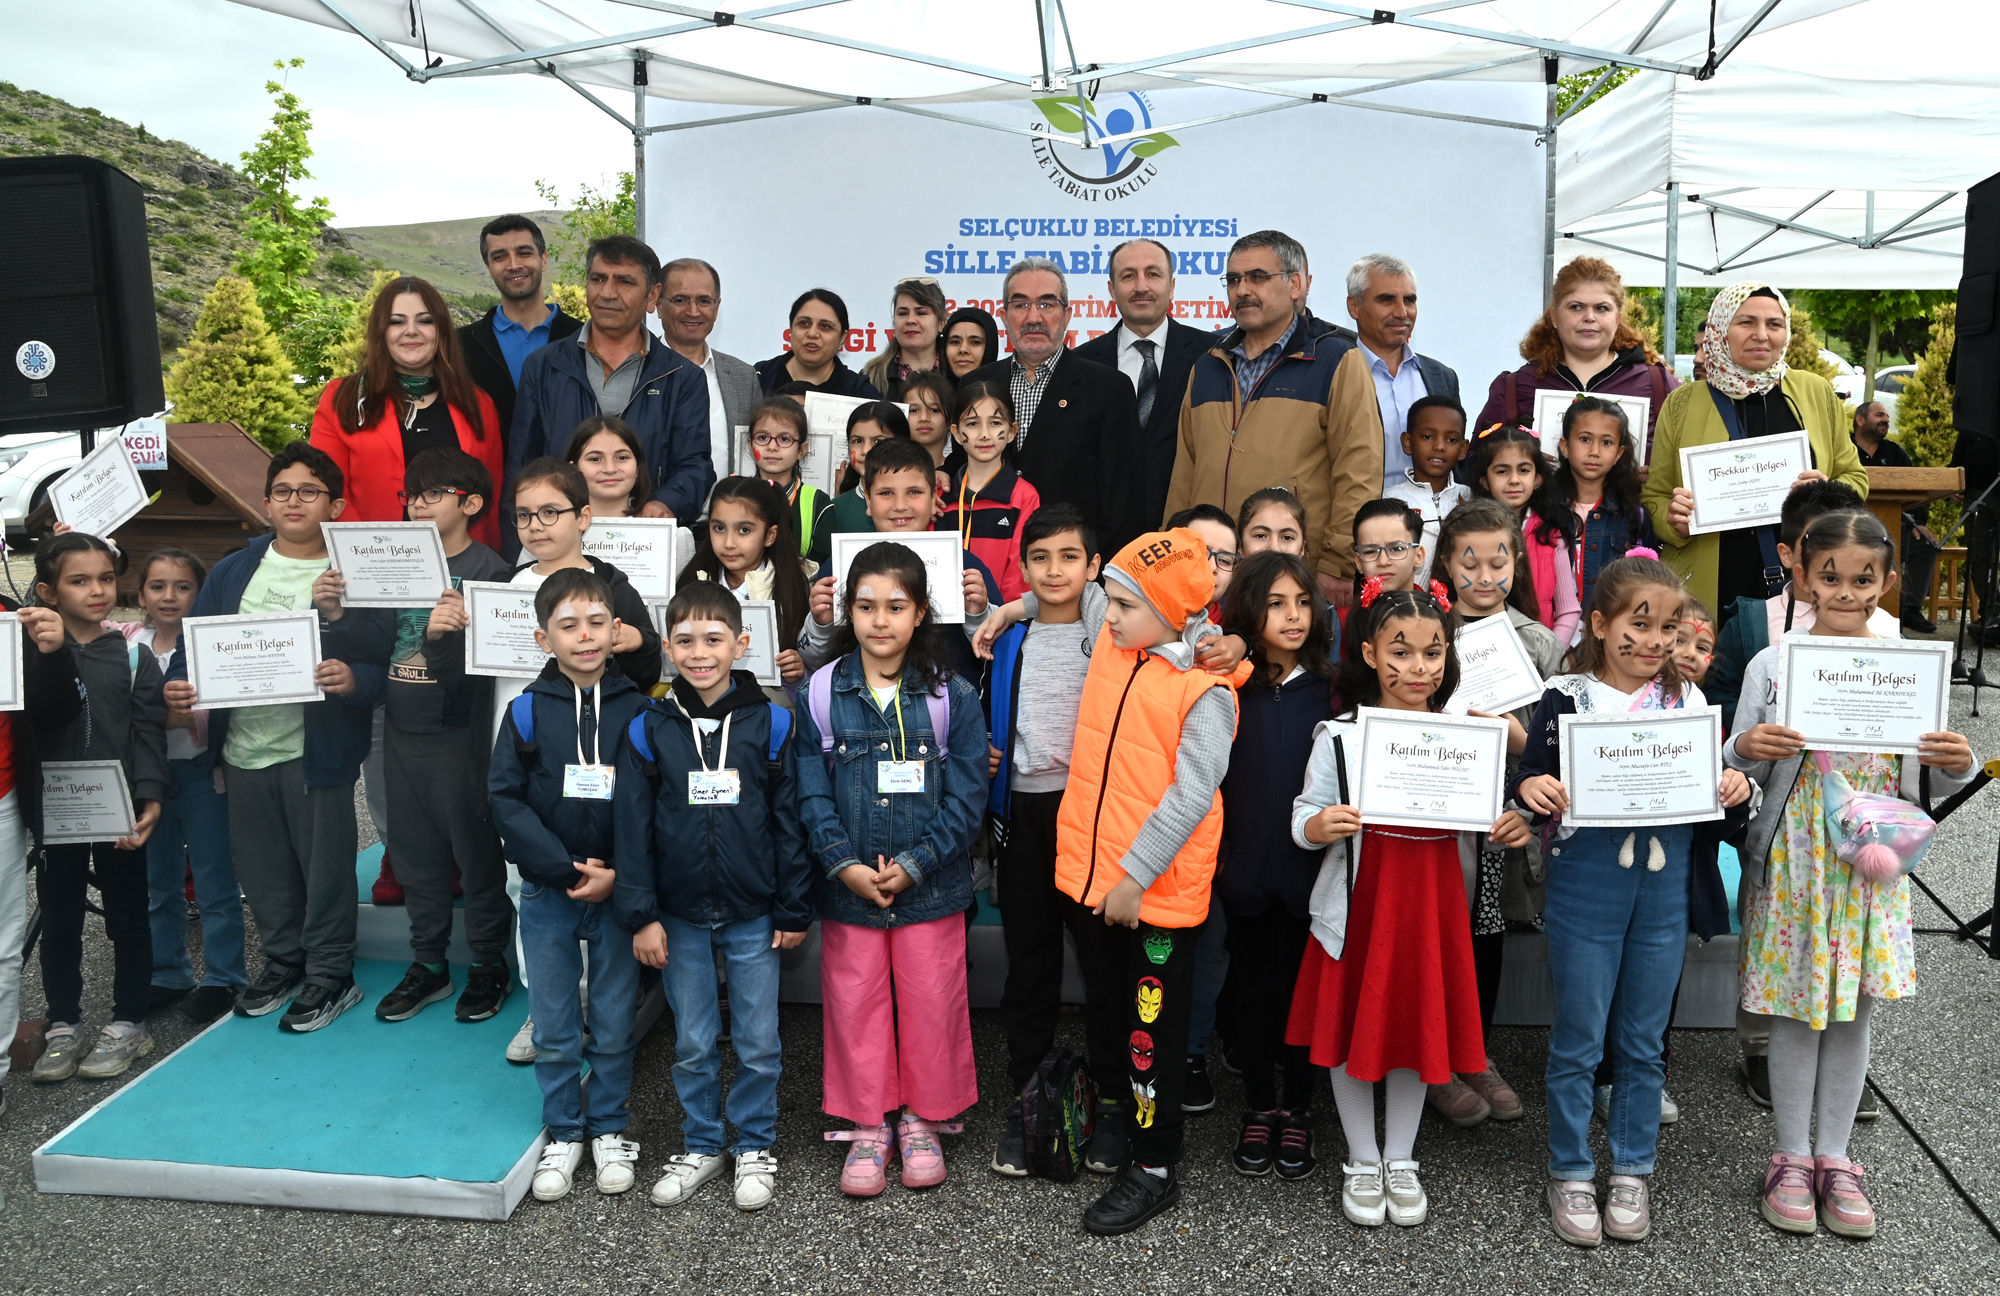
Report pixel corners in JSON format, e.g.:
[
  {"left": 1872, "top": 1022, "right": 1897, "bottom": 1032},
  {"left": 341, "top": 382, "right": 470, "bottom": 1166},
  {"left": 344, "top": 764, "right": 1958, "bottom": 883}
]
[
  {"left": 614, "top": 581, "right": 811, "bottom": 1213},
  {"left": 164, "top": 443, "right": 393, "bottom": 1034},
  {"left": 488, "top": 567, "right": 651, "bottom": 1204}
]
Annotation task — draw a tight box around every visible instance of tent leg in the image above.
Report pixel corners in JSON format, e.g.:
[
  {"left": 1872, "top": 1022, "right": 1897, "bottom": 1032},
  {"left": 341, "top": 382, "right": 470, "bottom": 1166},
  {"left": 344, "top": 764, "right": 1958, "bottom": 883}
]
[
  {"left": 1663, "top": 182, "right": 1680, "bottom": 370},
  {"left": 633, "top": 55, "right": 649, "bottom": 246},
  {"left": 1543, "top": 57, "right": 1558, "bottom": 304}
]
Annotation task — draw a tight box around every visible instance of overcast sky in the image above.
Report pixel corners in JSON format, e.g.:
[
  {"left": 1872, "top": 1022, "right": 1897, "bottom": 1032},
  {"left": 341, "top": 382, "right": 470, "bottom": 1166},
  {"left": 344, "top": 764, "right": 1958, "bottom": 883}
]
[{"left": 2, "top": 0, "right": 631, "bottom": 226}]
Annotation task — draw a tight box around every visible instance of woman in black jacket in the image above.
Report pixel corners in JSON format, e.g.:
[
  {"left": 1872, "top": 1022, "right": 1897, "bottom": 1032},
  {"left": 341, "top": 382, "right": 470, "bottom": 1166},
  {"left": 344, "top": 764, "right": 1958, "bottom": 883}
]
[{"left": 754, "top": 289, "right": 882, "bottom": 399}]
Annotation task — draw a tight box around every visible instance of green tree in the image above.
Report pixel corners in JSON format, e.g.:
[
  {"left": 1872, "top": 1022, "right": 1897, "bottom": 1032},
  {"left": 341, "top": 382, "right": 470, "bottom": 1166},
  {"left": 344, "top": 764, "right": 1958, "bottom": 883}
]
[
  {"left": 1556, "top": 66, "right": 1638, "bottom": 118},
  {"left": 1890, "top": 303, "right": 1958, "bottom": 532},
  {"left": 1798, "top": 289, "right": 1954, "bottom": 400},
  {"left": 165, "top": 275, "right": 308, "bottom": 449},
  {"left": 1784, "top": 304, "right": 1842, "bottom": 383},
  {"left": 236, "top": 59, "right": 335, "bottom": 338},
  {"left": 1627, "top": 286, "right": 1719, "bottom": 356},
  {"left": 534, "top": 173, "right": 634, "bottom": 287}
]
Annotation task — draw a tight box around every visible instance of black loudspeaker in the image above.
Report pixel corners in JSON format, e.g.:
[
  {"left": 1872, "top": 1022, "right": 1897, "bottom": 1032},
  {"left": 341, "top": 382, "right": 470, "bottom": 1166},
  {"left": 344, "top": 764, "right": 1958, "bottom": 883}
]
[
  {"left": 0, "top": 155, "right": 163, "bottom": 436},
  {"left": 1954, "top": 173, "right": 2000, "bottom": 478}
]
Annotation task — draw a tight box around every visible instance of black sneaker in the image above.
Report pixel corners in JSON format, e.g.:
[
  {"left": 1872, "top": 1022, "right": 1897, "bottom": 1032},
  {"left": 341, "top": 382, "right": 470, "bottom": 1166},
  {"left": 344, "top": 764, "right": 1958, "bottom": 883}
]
[
  {"left": 1182, "top": 1054, "right": 1217, "bottom": 1113},
  {"left": 454, "top": 963, "right": 511, "bottom": 1023},
  {"left": 1234, "top": 1110, "right": 1278, "bottom": 1176},
  {"left": 1856, "top": 1078, "right": 1881, "bottom": 1122},
  {"left": 1083, "top": 1100, "right": 1131, "bottom": 1174},
  {"left": 1903, "top": 611, "right": 1937, "bottom": 634},
  {"left": 376, "top": 964, "right": 453, "bottom": 1022},
  {"left": 1274, "top": 1109, "right": 1317, "bottom": 1180},
  {"left": 1213, "top": 1037, "right": 1244, "bottom": 1076},
  {"left": 180, "top": 985, "right": 236, "bottom": 1025},
  {"left": 991, "top": 1104, "right": 1028, "bottom": 1177},
  {"left": 146, "top": 984, "right": 191, "bottom": 1015},
  {"left": 280, "top": 977, "right": 364, "bottom": 1034},
  {"left": 1740, "top": 1055, "right": 1772, "bottom": 1108},
  {"left": 235, "top": 961, "right": 304, "bottom": 1018},
  {"left": 1082, "top": 1163, "right": 1181, "bottom": 1236}
]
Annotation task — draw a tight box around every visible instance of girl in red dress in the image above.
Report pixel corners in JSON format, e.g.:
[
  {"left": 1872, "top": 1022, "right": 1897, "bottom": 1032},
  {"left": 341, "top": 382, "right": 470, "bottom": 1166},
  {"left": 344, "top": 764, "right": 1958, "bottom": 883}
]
[{"left": 1286, "top": 578, "right": 1530, "bottom": 1228}]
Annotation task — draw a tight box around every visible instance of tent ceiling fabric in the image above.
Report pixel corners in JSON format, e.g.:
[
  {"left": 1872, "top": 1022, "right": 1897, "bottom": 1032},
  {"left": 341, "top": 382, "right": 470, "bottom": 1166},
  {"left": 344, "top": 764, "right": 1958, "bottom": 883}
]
[{"left": 227, "top": 0, "right": 1855, "bottom": 113}]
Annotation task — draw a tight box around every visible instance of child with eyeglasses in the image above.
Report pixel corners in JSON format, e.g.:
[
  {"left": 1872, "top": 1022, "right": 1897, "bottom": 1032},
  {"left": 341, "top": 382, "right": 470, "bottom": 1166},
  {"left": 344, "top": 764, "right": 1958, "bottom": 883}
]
[
  {"left": 1339, "top": 499, "right": 1427, "bottom": 637},
  {"left": 745, "top": 395, "right": 834, "bottom": 559}
]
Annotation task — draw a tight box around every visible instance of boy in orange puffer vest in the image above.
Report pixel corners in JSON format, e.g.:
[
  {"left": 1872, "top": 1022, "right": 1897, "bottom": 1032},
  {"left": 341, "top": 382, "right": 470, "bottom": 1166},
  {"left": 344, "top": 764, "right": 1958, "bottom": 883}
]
[{"left": 1056, "top": 527, "right": 1251, "bottom": 1236}]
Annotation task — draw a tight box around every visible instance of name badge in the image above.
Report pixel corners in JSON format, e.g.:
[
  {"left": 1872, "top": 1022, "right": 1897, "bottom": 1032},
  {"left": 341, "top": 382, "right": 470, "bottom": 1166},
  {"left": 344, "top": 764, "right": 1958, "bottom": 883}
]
[
  {"left": 563, "top": 763, "right": 616, "bottom": 800},
  {"left": 878, "top": 760, "right": 926, "bottom": 794},
  {"left": 688, "top": 769, "right": 741, "bottom": 805}
]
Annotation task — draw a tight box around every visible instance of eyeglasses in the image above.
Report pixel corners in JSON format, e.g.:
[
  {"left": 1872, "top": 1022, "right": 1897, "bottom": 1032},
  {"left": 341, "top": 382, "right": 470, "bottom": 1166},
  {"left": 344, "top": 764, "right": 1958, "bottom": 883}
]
[
  {"left": 1355, "top": 542, "right": 1418, "bottom": 560},
  {"left": 397, "top": 487, "right": 470, "bottom": 505},
  {"left": 268, "top": 484, "right": 328, "bottom": 503},
  {"left": 664, "top": 294, "right": 717, "bottom": 310},
  {"left": 900, "top": 276, "right": 940, "bottom": 286},
  {"left": 1005, "top": 296, "right": 1068, "bottom": 315},
  {"left": 1209, "top": 549, "right": 1240, "bottom": 572},
  {"left": 1222, "top": 269, "right": 1292, "bottom": 289},
  {"left": 513, "top": 504, "right": 581, "bottom": 529},
  {"left": 751, "top": 431, "right": 799, "bottom": 448}
]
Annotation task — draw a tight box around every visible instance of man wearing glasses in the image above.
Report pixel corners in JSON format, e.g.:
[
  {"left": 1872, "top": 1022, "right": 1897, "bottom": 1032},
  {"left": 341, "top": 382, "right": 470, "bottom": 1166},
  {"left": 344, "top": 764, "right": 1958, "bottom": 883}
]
[
  {"left": 964, "top": 257, "right": 1147, "bottom": 556},
  {"left": 458, "top": 214, "right": 583, "bottom": 461},
  {"left": 1166, "top": 229, "right": 1383, "bottom": 609},
  {"left": 656, "top": 257, "right": 760, "bottom": 478}
]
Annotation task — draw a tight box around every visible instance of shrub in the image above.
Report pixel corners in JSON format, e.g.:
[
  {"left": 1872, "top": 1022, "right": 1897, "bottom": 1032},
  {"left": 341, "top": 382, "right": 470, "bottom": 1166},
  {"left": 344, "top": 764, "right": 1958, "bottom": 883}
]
[
  {"left": 1891, "top": 304, "right": 1958, "bottom": 532},
  {"left": 165, "top": 275, "right": 308, "bottom": 448}
]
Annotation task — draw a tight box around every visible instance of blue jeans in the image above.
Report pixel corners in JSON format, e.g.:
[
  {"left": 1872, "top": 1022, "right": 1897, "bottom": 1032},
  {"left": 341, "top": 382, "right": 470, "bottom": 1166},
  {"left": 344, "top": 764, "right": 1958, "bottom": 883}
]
[
  {"left": 1544, "top": 825, "right": 1691, "bottom": 1179},
  {"left": 1186, "top": 903, "right": 1228, "bottom": 1056},
  {"left": 520, "top": 882, "right": 640, "bottom": 1142},
  {"left": 146, "top": 760, "right": 246, "bottom": 991},
  {"left": 659, "top": 913, "right": 782, "bottom": 1155}
]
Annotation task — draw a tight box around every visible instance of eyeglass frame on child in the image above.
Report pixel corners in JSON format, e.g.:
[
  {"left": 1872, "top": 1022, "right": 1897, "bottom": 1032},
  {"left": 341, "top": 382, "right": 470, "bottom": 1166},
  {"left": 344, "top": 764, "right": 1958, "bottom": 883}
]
[
  {"left": 751, "top": 430, "right": 800, "bottom": 448},
  {"left": 514, "top": 504, "right": 581, "bottom": 529},
  {"left": 268, "top": 483, "right": 329, "bottom": 503},
  {"left": 1354, "top": 541, "right": 1418, "bottom": 561},
  {"left": 397, "top": 486, "right": 471, "bottom": 505}
]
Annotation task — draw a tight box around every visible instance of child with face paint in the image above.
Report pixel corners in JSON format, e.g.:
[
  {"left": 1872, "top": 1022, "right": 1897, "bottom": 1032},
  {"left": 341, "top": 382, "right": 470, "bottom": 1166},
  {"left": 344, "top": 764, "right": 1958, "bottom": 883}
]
[
  {"left": 1726, "top": 512, "right": 1977, "bottom": 1240},
  {"left": 1510, "top": 553, "right": 1753, "bottom": 1248},
  {"left": 1552, "top": 398, "right": 1650, "bottom": 636},
  {"left": 792, "top": 542, "right": 988, "bottom": 1199},
  {"left": 1469, "top": 424, "right": 1580, "bottom": 645},
  {"left": 935, "top": 381, "right": 1040, "bottom": 604},
  {"left": 1288, "top": 580, "right": 1529, "bottom": 1230},
  {"left": 1422, "top": 500, "right": 1564, "bottom": 1130}
]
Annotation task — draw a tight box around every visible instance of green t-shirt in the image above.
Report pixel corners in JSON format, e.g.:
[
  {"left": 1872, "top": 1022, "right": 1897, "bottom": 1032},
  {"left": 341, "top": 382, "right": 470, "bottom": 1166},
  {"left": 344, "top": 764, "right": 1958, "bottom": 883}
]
[{"left": 222, "top": 549, "right": 329, "bottom": 771}]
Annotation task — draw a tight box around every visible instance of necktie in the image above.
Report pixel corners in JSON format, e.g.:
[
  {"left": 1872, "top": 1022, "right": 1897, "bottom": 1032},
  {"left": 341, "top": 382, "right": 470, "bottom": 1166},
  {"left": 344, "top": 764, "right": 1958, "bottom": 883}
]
[{"left": 1134, "top": 337, "right": 1159, "bottom": 427}]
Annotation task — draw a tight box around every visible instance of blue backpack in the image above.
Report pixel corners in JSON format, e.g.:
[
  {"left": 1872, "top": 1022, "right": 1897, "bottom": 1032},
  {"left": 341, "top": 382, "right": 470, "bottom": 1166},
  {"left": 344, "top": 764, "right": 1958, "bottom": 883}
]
[
  {"left": 509, "top": 691, "right": 791, "bottom": 785},
  {"left": 805, "top": 661, "right": 949, "bottom": 774}
]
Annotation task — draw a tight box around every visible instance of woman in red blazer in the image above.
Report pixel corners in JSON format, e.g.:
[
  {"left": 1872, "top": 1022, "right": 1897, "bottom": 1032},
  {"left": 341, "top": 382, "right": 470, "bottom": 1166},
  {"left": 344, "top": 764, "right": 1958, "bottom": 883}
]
[{"left": 310, "top": 276, "right": 505, "bottom": 550}]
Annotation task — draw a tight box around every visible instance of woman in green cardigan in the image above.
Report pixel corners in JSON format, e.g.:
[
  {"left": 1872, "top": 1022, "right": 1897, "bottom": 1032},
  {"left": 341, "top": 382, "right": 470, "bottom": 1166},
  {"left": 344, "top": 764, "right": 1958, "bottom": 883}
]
[{"left": 1642, "top": 283, "right": 1867, "bottom": 613}]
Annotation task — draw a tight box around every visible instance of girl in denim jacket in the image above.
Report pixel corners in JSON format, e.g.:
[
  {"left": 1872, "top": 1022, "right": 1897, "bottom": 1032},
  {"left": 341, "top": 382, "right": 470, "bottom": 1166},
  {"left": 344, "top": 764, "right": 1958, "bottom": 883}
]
[{"left": 793, "top": 541, "right": 988, "bottom": 1197}]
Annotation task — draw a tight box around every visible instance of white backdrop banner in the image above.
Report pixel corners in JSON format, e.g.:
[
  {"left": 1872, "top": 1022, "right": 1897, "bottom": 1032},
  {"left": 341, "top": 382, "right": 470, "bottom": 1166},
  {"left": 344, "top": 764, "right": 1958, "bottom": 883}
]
[{"left": 649, "top": 85, "right": 1545, "bottom": 396}]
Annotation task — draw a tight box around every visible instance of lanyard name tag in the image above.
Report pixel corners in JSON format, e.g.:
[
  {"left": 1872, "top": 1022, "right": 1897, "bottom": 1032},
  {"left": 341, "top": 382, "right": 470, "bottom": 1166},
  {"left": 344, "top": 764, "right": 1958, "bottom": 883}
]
[
  {"left": 563, "top": 763, "right": 615, "bottom": 800},
  {"left": 688, "top": 769, "right": 741, "bottom": 805},
  {"left": 878, "top": 760, "right": 926, "bottom": 794}
]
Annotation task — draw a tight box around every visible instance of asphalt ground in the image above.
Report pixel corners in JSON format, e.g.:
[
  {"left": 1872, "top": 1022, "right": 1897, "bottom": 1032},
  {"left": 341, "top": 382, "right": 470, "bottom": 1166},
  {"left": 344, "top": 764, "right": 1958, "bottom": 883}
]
[{"left": 0, "top": 686, "right": 1997, "bottom": 1294}]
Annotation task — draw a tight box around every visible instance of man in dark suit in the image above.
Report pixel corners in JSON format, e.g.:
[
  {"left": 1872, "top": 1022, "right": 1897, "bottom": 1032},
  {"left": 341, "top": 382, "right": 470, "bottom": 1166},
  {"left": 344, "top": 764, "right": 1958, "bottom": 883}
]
[
  {"left": 1345, "top": 253, "right": 1460, "bottom": 492},
  {"left": 458, "top": 214, "right": 583, "bottom": 463},
  {"left": 966, "top": 257, "right": 1146, "bottom": 556},
  {"left": 1073, "top": 239, "right": 1211, "bottom": 528}
]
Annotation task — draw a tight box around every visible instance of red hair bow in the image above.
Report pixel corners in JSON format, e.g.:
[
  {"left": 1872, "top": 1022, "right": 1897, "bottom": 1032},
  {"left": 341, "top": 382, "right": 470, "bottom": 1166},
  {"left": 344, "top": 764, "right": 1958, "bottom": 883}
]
[
  {"left": 1358, "top": 575, "right": 1385, "bottom": 608},
  {"left": 1427, "top": 580, "right": 1453, "bottom": 613}
]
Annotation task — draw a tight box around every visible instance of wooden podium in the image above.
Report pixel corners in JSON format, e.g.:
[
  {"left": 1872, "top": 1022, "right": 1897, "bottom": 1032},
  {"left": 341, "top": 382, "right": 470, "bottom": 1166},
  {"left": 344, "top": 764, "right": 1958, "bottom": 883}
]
[{"left": 1864, "top": 465, "right": 1963, "bottom": 542}]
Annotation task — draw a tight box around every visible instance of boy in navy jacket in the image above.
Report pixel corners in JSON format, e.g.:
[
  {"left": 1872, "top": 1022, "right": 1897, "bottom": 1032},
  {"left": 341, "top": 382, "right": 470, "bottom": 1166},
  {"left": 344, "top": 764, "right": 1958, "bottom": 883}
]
[
  {"left": 164, "top": 443, "right": 393, "bottom": 1034},
  {"left": 614, "top": 582, "right": 811, "bottom": 1212},
  {"left": 489, "top": 566, "right": 652, "bottom": 1204}
]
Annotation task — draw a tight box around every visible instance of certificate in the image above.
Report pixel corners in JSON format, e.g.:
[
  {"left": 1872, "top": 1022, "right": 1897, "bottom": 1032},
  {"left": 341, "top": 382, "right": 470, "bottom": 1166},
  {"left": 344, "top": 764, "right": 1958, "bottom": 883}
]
[
  {"left": 1559, "top": 707, "right": 1724, "bottom": 828},
  {"left": 0, "top": 612, "right": 22, "bottom": 711},
  {"left": 462, "top": 580, "right": 549, "bottom": 677},
  {"left": 1442, "top": 614, "right": 1545, "bottom": 716},
  {"left": 41, "top": 761, "right": 134, "bottom": 844},
  {"left": 732, "top": 422, "right": 842, "bottom": 499},
  {"left": 582, "top": 517, "right": 680, "bottom": 601},
  {"left": 183, "top": 611, "right": 324, "bottom": 710},
  {"left": 1533, "top": 390, "right": 1653, "bottom": 466},
  {"left": 49, "top": 430, "right": 150, "bottom": 538},
  {"left": 1678, "top": 431, "right": 1813, "bottom": 535},
  {"left": 1776, "top": 634, "right": 1951, "bottom": 754},
  {"left": 321, "top": 521, "right": 451, "bottom": 608},
  {"left": 1352, "top": 707, "right": 1509, "bottom": 831},
  {"left": 829, "top": 530, "right": 966, "bottom": 624},
  {"left": 738, "top": 599, "right": 783, "bottom": 686}
]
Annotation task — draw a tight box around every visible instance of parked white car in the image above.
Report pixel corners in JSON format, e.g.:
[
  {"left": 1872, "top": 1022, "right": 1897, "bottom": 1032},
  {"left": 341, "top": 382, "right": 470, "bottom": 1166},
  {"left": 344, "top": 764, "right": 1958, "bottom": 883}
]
[
  {"left": 0, "top": 431, "right": 83, "bottom": 535},
  {"left": 1872, "top": 365, "right": 1918, "bottom": 429}
]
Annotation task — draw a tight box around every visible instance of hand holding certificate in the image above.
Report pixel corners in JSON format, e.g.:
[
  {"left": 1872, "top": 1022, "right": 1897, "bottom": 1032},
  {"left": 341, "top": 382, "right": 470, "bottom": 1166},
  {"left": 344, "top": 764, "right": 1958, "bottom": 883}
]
[
  {"left": 1441, "top": 615, "right": 1544, "bottom": 716},
  {"left": 1557, "top": 707, "right": 1725, "bottom": 828},
  {"left": 50, "top": 431, "right": 150, "bottom": 538},
  {"left": 0, "top": 612, "right": 22, "bottom": 712},
  {"left": 1678, "top": 431, "right": 1813, "bottom": 534},
  {"left": 582, "top": 518, "right": 680, "bottom": 601},
  {"left": 183, "top": 612, "right": 325, "bottom": 709},
  {"left": 829, "top": 531, "right": 967, "bottom": 624},
  {"left": 462, "top": 580, "right": 550, "bottom": 677},
  {"left": 1776, "top": 634, "right": 1951, "bottom": 754},
  {"left": 41, "top": 761, "right": 136, "bottom": 845},
  {"left": 1353, "top": 708, "right": 1510, "bottom": 831},
  {"left": 322, "top": 522, "right": 451, "bottom": 608}
]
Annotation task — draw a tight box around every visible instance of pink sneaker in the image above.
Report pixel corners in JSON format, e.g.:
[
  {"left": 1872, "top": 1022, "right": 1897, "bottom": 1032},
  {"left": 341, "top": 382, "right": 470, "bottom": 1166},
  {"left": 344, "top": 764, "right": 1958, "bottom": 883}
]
[
  {"left": 824, "top": 1124, "right": 893, "bottom": 1197},
  {"left": 1815, "top": 1156, "right": 1877, "bottom": 1238},
  {"left": 1760, "top": 1152, "right": 1818, "bottom": 1234},
  {"left": 1426, "top": 1077, "right": 1491, "bottom": 1128},
  {"left": 895, "top": 1112, "right": 963, "bottom": 1189}
]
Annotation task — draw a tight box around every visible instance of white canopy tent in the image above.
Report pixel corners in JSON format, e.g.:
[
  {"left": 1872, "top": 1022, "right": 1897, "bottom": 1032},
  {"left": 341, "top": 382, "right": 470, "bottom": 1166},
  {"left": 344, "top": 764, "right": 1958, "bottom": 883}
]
[
  {"left": 227, "top": 0, "right": 1859, "bottom": 286},
  {"left": 1554, "top": 0, "right": 1998, "bottom": 357}
]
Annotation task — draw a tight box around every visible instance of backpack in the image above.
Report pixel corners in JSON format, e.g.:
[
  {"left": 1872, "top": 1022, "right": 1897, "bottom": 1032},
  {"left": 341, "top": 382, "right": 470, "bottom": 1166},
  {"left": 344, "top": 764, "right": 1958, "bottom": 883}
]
[
  {"left": 805, "top": 661, "right": 949, "bottom": 772},
  {"left": 625, "top": 702, "right": 792, "bottom": 787},
  {"left": 1018, "top": 1047, "right": 1096, "bottom": 1182}
]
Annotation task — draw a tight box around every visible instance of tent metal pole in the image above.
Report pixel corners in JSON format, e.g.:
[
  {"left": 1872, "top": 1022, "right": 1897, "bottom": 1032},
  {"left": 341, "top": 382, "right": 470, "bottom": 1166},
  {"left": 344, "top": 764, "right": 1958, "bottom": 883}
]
[
  {"left": 1663, "top": 182, "right": 1681, "bottom": 369},
  {"left": 633, "top": 56, "right": 649, "bottom": 246},
  {"left": 1543, "top": 57, "right": 1557, "bottom": 304}
]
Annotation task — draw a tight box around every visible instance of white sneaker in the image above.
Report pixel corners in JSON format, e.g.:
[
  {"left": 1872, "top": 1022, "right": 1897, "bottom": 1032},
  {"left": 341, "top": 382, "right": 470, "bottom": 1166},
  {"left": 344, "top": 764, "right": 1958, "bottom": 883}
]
[
  {"left": 506, "top": 1017, "right": 537, "bottom": 1065},
  {"left": 650, "top": 1152, "right": 726, "bottom": 1206},
  {"left": 591, "top": 1134, "right": 640, "bottom": 1194},
  {"left": 1341, "top": 1160, "right": 1387, "bottom": 1227},
  {"left": 76, "top": 1021, "right": 153, "bottom": 1079},
  {"left": 733, "top": 1149, "right": 778, "bottom": 1212},
  {"left": 1385, "top": 1159, "right": 1429, "bottom": 1227},
  {"left": 1659, "top": 1089, "right": 1680, "bottom": 1125},
  {"left": 532, "top": 1140, "right": 584, "bottom": 1202}
]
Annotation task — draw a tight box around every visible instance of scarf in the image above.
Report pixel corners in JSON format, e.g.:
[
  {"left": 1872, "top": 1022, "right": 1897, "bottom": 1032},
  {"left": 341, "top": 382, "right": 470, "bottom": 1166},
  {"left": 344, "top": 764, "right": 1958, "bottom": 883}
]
[
  {"left": 1697, "top": 281, "right": 1789, "bottom": 400},
  {"left": 398, "top": 372, "right": 440, "bottom": 398}
]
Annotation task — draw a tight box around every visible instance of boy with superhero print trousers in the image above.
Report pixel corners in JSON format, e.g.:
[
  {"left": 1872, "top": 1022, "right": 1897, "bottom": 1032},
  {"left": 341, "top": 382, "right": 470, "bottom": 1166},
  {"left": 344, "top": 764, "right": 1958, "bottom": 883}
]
[{"left": 1054, "top": 528, "right": 1249, "bottom": 1235}]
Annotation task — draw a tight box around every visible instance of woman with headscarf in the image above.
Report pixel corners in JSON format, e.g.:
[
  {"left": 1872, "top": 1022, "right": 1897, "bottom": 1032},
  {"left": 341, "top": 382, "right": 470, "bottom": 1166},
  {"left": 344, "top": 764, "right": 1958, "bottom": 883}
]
[
  {"left": 1642, "top": 283, "right": 1867, "bottom": 615},
  {"left": 941, "top": 306, "right": 999, "bottom": 381},
  {"left": 862, "top": 277, "right": 949, "bottom": 394}
]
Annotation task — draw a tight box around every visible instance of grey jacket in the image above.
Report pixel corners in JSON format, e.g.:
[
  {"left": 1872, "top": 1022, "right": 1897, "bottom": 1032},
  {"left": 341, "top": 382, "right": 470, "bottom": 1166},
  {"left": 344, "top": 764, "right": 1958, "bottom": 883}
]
[
  {"left": 713, "top": 349, "right": 761, "bottom": 438},
  {"left": 1724, "top": 644, "right": 1977, "bottom": 888},
  {"left": 44, "top": 631, "right": 170, "bottom": 809}
]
